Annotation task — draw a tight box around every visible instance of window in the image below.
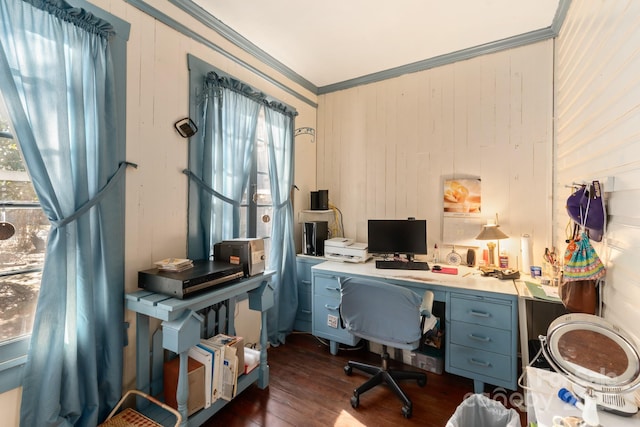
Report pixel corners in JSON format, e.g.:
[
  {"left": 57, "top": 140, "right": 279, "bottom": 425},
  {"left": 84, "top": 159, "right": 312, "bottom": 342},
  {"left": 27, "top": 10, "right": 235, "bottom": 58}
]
[
  {"left": 239, "top": 109, "right": 272, "bottom": 257},
  {"left": 0, "top": 90, "right": 48, "bottom": 347}
]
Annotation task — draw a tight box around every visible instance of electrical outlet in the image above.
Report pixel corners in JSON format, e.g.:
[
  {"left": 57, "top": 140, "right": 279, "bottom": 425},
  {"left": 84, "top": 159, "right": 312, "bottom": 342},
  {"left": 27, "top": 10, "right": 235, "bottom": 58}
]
[{"left": 327, "top": 314, "right": 338, "bottom": 329}]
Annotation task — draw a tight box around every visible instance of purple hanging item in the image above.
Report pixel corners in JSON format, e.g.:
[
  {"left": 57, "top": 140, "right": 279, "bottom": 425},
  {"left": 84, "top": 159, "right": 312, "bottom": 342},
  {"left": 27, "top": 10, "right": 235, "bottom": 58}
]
[{"left": 566, "top": 181, "right": 605, "bottom": 242}]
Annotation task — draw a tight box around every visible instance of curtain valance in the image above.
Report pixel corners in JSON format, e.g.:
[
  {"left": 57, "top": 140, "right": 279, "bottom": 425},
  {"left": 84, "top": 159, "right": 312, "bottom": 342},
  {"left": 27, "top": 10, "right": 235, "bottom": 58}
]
[
  {"left": 205, "top": 71, "right": 298, "bottom": 118},
  {"left": 25, "top": 0, "right": 115, "bottom": 37}
]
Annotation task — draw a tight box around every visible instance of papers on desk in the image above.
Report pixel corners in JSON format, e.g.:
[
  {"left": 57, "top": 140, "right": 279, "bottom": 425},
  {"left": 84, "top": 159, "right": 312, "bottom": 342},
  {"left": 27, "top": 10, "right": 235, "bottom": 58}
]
[
  {"left": 525, "top": 281, "right": 561, "bottom": 302},
  {"left": 154, "top": 257, "right": 194, "bottom": 272},
  {"left": 422, "top": 314, "right": 438, "bottom": 334}
]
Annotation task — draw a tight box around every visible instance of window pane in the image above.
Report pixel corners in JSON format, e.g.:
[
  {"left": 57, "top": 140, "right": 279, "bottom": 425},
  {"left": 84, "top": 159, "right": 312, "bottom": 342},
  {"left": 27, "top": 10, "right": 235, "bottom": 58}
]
[
  {"left": 0, "top": 91, "right": 46, "bottom": 344},
  {"left": 240, "top": 108, "right": 273, "bottom": 242},
  {"left": 0, "top": 270, "right": 41, "bottom": 341}
]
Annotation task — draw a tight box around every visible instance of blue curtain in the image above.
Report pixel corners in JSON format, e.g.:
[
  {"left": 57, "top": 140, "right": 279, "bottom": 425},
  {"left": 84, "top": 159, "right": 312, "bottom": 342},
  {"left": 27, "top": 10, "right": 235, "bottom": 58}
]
[
  {"left": 185, "top": 69, "right": 298, "bottom": 345},
  {"left": 264, "top": 105, "right": 297, "bottom": 345},
  {"left": 187, "top": 73, "right": 262, "bottom": 259},
  {"left": 0, "top": 1, "right": 126, "bottom": 425}
]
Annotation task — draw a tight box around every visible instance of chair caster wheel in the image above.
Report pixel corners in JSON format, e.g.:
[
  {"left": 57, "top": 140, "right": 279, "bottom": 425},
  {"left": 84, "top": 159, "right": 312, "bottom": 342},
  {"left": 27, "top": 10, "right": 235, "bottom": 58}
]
[
  {"left": 401, "top": 405, "right": 412, "bottom": 418},
  {"left": 344, "top": 365, "right": 352, "bottom": 376},
  {"left": 350, "top": 395, "right": 359, "bottom": 408},
  {"left": 417, "top": 376, "right": 427, "bottom": 387}
]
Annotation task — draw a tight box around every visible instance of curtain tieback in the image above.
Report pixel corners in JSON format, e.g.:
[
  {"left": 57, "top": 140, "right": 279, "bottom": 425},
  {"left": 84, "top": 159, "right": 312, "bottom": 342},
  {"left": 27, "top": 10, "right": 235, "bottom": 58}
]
[
  {"left": 183, "top": 169, "right": 292, "bottom": 209},
  {"left": 51, "top": 161, "right": 137, "bottom": 229},
  {"left": 182, "top": 169, "right": 241, "bottom": 207}
]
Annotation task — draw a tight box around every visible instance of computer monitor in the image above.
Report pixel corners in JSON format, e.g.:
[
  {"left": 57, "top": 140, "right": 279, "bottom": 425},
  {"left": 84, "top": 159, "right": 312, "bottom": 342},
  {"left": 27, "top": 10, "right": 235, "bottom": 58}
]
[{"left": 367, "top": 218, "right": 427, "bottom": 261}]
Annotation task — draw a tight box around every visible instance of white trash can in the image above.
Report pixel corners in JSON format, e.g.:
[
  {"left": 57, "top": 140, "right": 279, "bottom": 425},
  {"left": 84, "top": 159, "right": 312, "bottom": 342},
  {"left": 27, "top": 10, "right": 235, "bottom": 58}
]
[{"left": 446, "top": 393, "right": 521, "bottom": 427}]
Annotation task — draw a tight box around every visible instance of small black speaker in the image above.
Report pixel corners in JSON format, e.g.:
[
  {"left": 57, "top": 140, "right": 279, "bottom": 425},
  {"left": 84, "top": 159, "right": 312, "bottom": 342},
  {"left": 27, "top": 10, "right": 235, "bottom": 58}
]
[
  {"left": 310, "top": 190, "right": 329, "bottom": 210},
  {"left": 317, "top": 190, "right": 328, "bottom": 210},
  {"left": 466, "top": 249, "right": 476, "bottom": 267},
  {"left": 310, "top": 191, "right": 320, "bottom": 210}
]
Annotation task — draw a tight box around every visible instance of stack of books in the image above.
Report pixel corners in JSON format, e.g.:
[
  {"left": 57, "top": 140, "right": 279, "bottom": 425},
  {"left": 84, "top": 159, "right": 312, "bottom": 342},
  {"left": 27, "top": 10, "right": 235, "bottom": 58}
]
[
  {"left": 188, "top": 334, "right": 247, "bottom": 407},
  {"left": 154, "top": 258, "right": 194, "bottom": 272}
]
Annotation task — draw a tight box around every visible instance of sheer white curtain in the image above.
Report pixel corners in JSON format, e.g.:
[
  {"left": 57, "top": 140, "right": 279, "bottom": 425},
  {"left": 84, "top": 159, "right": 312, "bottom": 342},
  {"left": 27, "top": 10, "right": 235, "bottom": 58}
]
[{"left": 187, "top": 73, "right": 262, "bottom": 258}]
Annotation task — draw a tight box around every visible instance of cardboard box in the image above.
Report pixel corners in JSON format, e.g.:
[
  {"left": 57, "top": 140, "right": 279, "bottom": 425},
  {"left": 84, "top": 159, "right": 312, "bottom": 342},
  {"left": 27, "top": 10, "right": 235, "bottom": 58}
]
[
  {"left": 368, "top": 342, "right": 443, "bottom": 375},
  {"left": 163, "top": 356, "right": 205, "bottom": 416},
  {"left": 411, "top": 346, "right": 444, "bottom": 375}
]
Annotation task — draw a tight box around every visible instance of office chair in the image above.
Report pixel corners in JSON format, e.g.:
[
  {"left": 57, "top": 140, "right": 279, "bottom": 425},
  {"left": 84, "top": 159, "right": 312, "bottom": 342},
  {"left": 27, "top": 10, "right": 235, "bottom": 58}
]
[{"left": 340, "top": 277, "right": 433, "bottom": 418}]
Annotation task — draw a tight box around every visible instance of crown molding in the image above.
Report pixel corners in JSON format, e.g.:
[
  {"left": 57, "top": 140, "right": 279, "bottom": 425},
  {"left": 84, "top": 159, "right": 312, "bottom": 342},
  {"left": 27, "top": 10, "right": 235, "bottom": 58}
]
[
  {"left": 318, "top": 27, "right": 557, "bottom": 94},
  {"left": 131, "top": 0, "right": 571, "bottom": 97},
  {"left": 125, "top": 0, "right": 318, "bottom": 108}
]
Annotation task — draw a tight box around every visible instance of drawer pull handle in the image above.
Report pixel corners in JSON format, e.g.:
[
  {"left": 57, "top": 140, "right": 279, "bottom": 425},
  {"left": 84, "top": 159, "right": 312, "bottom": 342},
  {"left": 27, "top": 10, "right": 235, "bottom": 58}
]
[
  {"left": 325, "top": 304, "right": 339, "bottom": 311},
  {"left": 468, "top": 334, "right": 491, "bottom": 342},
  {"left": 301, "top": 309, "right": 311, "bottom": 314},
  {"left": 301, "top": 280, "right": 311, "bottom": 285},
  {"left": 325, "top": 286, "right": 340, "bottom": 292},
  {"left": 469, "top": 310, "right": 490, "bottom": 318},
  {"left": 469, "top": 358, "right": 491, "bottom": 368}
]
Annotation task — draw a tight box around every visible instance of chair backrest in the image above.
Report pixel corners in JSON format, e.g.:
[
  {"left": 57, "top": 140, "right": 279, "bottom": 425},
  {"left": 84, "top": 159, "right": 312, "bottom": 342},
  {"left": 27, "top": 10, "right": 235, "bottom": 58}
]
[{"left": 340, "top": 277, "right": 423, "bottom": 350}]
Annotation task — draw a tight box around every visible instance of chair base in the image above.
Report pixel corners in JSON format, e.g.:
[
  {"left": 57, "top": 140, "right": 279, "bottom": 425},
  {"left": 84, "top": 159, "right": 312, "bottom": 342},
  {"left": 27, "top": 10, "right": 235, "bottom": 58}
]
[{"left": 344, "top": 348, "right": 427, "bottom": 418}]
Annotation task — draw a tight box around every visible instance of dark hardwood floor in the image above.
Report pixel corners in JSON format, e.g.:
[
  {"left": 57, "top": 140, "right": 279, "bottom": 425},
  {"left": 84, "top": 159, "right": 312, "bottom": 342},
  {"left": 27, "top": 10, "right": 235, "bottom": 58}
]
[{"left": 205, "top": 333, "right": 527, "bottom": 426}]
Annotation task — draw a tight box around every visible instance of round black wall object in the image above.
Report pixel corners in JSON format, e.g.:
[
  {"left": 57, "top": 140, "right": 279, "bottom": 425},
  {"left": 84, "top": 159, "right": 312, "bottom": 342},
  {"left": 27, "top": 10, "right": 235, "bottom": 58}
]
[{"left": 174, "top": 118, "right": 198, "bottom": 138}]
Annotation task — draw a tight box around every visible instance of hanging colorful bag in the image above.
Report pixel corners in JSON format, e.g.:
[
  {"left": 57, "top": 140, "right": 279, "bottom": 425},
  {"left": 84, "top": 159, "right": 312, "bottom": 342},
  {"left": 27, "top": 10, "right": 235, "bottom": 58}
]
[{"left": 563, "top": 231, "right": 605, "bottom": 281}]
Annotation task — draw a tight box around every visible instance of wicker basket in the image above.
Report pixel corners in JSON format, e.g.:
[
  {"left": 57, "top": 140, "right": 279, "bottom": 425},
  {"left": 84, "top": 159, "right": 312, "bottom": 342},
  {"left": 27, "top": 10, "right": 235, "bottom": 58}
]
[{"left": 99, "top": 390, "right": 182, "bottom": 427}]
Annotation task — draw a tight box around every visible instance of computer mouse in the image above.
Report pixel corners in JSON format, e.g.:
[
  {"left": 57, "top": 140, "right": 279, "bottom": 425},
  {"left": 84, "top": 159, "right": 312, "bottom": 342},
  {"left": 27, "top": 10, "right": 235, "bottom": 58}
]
[{"left": 432, "top": 265, "right": 442, "bottom": 271}]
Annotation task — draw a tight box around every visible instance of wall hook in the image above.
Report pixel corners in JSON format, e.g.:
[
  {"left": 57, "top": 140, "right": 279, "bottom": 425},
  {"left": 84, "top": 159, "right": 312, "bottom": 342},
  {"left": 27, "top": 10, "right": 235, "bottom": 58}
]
[{"left": 294, "top": 127, "right": 315, "bottom": 143}]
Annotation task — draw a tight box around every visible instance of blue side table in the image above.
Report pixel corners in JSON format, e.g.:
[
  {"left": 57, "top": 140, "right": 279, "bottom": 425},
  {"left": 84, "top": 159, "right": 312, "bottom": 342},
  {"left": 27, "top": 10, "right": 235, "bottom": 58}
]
[{"left": 126, "top": 271, "right": 274, "bottom": 426}]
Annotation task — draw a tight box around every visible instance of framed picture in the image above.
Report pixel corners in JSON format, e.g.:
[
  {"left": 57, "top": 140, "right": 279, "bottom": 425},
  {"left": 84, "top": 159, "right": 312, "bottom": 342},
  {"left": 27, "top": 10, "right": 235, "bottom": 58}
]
[{"left": 443, "top": 178, "right": 481, "bottom": 217}]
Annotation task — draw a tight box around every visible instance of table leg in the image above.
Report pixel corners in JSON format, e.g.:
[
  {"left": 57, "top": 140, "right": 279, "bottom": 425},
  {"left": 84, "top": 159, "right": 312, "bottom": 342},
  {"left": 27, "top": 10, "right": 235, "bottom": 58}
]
[
  {"left": 257, "top": 308, "right": 270, "bottom": 389},
  {"left": 135, "top": 312, "right": 151, "bottom": 409},
  {"left": 518, "top": 295, "right": 530, "bottom": 373},
  {"left": 330, "top": 340, "right": 339, "bottom": 355},
  {"left": 228, "top": 297, "right": 236, "bottom": 336},
  {"left": 176, "top": 352, "right": 189, "bottom": 427}
]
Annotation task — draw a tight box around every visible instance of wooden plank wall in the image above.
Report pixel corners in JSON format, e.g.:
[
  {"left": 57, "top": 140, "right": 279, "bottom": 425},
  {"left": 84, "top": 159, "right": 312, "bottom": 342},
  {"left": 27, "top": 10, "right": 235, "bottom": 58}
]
[
  {"left": 554, "top": 0, "right": 640, "bottom": 340},
  {"left": 316, "top": 41, "right": 554, "bottom": 268}
]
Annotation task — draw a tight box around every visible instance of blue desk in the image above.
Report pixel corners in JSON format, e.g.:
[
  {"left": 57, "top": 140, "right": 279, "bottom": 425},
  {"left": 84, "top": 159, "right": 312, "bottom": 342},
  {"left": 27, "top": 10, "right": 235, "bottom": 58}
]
[
  {"left": 311, "top": 260, "right": 519, "bottom": 393},
  {"left": 126, "top": 271, "right": 274, "bottom": 426}
]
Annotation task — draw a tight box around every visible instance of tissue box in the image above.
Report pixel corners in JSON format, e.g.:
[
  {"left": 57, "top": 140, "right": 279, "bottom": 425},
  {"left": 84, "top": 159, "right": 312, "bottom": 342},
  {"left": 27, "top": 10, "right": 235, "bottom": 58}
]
[{"left": 244, "top": 347, "right": 260, "bottom": 374}]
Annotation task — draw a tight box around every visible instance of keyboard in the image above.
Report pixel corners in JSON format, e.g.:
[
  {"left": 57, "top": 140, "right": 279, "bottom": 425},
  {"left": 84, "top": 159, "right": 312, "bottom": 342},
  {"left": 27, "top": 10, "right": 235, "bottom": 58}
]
[{"left": 375, "top": 260, "right": 430, "bottom": 270}]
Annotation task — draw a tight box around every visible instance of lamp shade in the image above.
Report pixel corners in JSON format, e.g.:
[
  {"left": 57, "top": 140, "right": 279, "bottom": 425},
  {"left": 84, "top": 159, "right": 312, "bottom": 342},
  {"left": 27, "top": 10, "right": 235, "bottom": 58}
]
[{"left": 475, "top": 225, "right": 509, "bottom": 241}]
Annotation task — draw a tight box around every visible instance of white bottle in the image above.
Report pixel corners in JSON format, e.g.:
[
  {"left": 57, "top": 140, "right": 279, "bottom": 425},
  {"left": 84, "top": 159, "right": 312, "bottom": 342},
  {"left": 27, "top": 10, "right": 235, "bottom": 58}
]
[{"left": 433, "top": 244, "right": 440, "bottom": 263}]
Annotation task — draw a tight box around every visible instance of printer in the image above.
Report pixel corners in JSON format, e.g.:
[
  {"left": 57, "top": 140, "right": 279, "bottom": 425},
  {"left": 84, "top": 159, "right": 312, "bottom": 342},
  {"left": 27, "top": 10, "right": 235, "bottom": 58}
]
[
  {"left": 214, "top": 238, "right": 266, "bottom": 276},
  {"left": 324, "top": 238, "right": 371, "bottom": 263}
]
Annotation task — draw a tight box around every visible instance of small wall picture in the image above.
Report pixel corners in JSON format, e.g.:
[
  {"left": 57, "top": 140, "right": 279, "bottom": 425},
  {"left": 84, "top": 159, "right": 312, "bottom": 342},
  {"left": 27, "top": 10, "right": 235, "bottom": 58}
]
[{"left": 443, "top": 178, "right": 481, "bottom": 216}]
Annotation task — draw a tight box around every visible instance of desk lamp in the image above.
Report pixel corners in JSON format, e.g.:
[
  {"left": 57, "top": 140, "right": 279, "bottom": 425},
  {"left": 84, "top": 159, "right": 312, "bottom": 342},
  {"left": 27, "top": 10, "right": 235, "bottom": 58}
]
[{"left": 475, "top": 214, "right": 509, "bottom": 267}]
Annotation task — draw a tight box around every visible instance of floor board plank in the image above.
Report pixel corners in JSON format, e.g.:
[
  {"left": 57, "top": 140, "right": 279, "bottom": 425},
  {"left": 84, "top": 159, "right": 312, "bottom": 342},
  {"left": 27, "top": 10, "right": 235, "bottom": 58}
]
[{"left": 203, "top": 332, "right": 526, "bottom": 426}]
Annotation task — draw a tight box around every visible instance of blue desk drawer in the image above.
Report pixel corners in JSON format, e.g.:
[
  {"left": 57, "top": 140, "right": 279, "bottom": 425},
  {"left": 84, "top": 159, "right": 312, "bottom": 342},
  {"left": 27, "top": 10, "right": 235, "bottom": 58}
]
[
  {"left": 314, "top": 274, "right": 341, "bottom": 297},
  {"left": 312, "top": 293, "right": 358, "bottom": 345},
  {"left": 297, "top": 279, "right": 312, "bottom": 315},
  {"left": 448, "top": 343, "right": 512, "bottom": 382},
  {"left": 450, "top": 294, "right": 512, "bottom": 330},
  {"left": 449, "top": 322, "right": 511, "bottom": 354}
]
